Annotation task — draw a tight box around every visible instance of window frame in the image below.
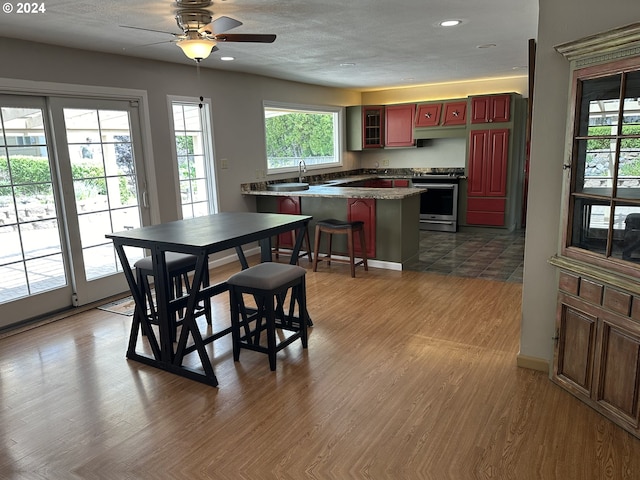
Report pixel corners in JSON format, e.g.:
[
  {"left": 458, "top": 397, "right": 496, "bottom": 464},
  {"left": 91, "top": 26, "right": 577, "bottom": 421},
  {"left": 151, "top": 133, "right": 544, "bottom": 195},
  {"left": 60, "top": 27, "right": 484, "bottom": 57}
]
[
  {"left": 263, "top": 101, "right": 343, "bottom": 175},
  {"left": 562, "top": 58, "right": 640, "bottom": 275},
  {"left": 167, "top": 96, "right": 219, "bottom": 219}
]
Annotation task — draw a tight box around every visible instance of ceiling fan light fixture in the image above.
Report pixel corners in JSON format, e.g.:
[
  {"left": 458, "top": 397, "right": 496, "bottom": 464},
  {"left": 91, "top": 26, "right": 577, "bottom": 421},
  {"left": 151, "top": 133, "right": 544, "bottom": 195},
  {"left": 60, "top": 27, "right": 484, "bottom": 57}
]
[{"left": 177, "top": 38, "right": 216, "bottom": 62}]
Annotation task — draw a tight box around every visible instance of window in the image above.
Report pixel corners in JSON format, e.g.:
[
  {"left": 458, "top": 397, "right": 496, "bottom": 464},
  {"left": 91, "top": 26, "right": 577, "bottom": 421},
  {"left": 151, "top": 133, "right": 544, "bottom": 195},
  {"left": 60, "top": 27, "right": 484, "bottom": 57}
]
[
  {"left": 566, "top": 66, "right": 640, "bottom": 265},
  {"left": 263, "top": 102, "right": 341, "bottom": 173},
  {"left": 169, "top": 98, "right": 218, "bottom": 218}
]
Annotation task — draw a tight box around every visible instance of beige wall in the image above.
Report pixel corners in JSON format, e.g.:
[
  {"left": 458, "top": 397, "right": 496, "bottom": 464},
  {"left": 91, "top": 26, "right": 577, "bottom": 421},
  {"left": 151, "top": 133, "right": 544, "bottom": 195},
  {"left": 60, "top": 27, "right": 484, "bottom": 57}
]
[
  {"left": 0, "top": 38, "right": 361, "bottom": 224},
  {"left": 520, "top": 0, "right": 639, "bottom": 368}
]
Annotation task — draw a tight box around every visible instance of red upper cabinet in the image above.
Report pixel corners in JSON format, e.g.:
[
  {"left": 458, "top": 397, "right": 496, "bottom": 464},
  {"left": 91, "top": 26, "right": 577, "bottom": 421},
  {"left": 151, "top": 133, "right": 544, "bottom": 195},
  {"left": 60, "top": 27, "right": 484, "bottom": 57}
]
[
  {"left": 415, "top": 103, "right": 442, "bottom": 127},
  {"left": 363, "top": 106, "right": 385, "bottom": 148},
  {"left": 441, "top": 101, "right": 467, "bottom": 126},
  {"left": 471, "top": 94, "right": 511, "bottom": 124},
  {"left": 385, "top": 104, "right": 416, "bottom": 147}
]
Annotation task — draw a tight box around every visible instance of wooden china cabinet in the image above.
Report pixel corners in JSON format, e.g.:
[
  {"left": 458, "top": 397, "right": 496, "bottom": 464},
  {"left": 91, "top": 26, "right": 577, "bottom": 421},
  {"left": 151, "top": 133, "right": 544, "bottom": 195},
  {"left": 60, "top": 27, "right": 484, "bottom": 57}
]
[{"left": 550, "top": 23, "right": 640, "bottom": 439}]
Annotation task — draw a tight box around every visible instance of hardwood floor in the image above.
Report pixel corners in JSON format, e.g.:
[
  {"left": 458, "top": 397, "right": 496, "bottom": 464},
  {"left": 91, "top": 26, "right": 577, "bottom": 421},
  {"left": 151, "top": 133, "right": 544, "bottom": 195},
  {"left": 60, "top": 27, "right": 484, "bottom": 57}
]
[{"left": 1, "top": 258, "right": 639, "bottom": 479}]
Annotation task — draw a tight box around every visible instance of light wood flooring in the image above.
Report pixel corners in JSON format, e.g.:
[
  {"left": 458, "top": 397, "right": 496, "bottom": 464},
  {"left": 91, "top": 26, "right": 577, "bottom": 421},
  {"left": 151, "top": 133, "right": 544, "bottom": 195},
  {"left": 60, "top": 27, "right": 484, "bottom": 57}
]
[{"left": 1, "top": 258, "right": 640, "bottom": 479}]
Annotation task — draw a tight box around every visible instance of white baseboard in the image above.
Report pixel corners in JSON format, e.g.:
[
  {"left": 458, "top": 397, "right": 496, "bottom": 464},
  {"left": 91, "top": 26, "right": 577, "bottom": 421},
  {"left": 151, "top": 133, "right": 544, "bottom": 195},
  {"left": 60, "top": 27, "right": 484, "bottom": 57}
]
[
  {"left": 264, "top": 249, "right": 403, "bottom": 271},
  {"left": 516, "top": 353, "right": 550, "bottom": 373},
  {"left": 309, "top": 253, "right": 403, "bottom": 271}
]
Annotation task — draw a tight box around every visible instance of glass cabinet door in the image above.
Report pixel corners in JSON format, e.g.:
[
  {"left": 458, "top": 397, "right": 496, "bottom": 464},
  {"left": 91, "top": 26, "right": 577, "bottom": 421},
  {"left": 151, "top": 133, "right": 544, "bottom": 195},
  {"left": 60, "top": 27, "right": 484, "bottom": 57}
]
[{"left": 568, "top": 68, "right": 640, "bottom": 264}]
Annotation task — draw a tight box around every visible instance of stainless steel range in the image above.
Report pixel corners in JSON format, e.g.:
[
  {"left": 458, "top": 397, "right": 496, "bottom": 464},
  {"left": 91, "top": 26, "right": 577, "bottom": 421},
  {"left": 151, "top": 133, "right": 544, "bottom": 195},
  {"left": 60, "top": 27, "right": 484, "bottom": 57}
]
[{"left": 412, "top": 175, "right": 461, "bottom": 232}]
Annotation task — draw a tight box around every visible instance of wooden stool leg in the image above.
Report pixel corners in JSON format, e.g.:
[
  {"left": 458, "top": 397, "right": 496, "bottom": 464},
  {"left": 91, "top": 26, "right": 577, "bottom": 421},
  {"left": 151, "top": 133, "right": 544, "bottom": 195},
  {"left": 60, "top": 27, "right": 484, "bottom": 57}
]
[
  {"left": 274, "top": 234, "right": 280, "bottom": 260},
  {"left": 304, "top": 227, "right": 312, "bottom": 262},
  {"left": 326, "top": 233, "right": 333, "bottom": 265},
  {"left": 359, "top": 227, "right": 369, "bottom": 271},
  {"left": 347, "top": 228, "right": 355, "bottom": 277}
]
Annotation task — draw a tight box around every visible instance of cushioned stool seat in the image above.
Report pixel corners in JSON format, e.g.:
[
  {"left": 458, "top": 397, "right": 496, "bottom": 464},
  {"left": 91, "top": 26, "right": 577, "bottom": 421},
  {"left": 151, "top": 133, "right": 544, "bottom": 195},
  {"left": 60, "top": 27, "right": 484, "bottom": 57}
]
[
  {"left": 312, "top": 219, "right": 368, "bottom": 277},
  {"left": 134, "top": 252, "right": 212, "bottom": 343},
  {"left": 227, "top": 262, "right": 308, "bottom": 371}
]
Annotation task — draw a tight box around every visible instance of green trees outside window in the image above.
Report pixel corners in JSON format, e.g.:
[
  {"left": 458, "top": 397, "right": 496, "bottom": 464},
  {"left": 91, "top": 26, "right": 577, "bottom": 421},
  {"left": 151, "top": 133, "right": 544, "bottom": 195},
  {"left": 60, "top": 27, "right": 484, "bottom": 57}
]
[{"left": 264, "top": 103, "right": 340, "bottom": 171}]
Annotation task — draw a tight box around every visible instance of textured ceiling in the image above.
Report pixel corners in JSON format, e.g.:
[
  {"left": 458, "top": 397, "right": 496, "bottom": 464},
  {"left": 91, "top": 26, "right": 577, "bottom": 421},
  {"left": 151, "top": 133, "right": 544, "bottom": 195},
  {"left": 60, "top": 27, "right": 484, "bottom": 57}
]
[{"left": 0, "top": 0, "right": 538, "bottom": 91}]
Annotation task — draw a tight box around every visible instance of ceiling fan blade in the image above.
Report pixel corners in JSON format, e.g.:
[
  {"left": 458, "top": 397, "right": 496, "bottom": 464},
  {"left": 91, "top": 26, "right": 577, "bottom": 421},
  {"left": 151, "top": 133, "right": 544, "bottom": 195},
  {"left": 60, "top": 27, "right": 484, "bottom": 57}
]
[
  {"left": 122, "top": 40, "right": 176, "bottom": 52},
  {"left": 214, "top": 33, "right": 276, "bottom": 43},
  {"left": 205, "top": 16, "right": 243, "bottom": 34},
  {"left": 120, "top": 25, "right": 180, "bottom": 37}
]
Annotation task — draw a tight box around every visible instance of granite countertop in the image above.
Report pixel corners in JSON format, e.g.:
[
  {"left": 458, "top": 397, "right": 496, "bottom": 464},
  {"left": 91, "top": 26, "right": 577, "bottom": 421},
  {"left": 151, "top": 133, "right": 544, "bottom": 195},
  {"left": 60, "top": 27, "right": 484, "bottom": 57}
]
[{"left": 242, "top": 174, "right": 423, "bottom": 200}]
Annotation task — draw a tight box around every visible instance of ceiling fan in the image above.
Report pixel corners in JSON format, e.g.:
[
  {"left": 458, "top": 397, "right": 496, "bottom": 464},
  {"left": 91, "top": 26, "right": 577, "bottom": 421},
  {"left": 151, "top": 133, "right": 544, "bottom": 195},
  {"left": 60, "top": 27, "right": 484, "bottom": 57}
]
[{"left": 121, "top": 0, "right": 276, "bottom": 62}]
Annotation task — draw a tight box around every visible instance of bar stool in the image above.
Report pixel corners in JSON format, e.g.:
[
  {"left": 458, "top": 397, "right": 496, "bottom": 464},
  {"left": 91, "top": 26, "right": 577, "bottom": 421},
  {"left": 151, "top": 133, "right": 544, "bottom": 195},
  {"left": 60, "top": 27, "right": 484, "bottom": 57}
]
[
  {"left": 312, "top": 219, "right": 368, "bottom": 277},
  {"left": 273, "top": 226, "right": 313, "bottom": 264},
  {"left": 227, "top": 262, "right": 308, "bottom": 371},
  {"left": 134, "top": 252, "right": 212, "bottom": 343}
]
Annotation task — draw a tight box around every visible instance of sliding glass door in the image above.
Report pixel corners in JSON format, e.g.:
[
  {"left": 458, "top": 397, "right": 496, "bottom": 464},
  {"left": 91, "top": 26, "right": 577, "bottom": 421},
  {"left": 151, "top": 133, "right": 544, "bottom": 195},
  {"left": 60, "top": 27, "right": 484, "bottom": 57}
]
[{"left": 0, "top": 95, "right": 149, "bottom": 327}]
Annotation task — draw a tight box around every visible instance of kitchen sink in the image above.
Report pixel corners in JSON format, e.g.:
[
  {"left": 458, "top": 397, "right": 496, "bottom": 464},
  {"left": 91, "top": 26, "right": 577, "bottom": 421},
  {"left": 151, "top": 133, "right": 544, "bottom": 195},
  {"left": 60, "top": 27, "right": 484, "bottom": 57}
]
[{"left": 266, "top": 182, "right": 310, "bottom": 192}]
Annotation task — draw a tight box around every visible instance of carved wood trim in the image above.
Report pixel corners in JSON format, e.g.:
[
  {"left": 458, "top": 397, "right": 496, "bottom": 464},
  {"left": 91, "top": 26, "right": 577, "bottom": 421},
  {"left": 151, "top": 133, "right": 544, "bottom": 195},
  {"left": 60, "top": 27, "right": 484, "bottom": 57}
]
[{"left": 554, "top": 22, "right": 640, "bottom": 62}]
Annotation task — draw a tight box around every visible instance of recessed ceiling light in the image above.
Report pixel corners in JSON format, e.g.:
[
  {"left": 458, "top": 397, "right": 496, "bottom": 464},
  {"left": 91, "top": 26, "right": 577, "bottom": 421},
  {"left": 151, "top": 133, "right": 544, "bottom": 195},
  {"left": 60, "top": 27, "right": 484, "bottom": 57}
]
[
  {"left": 220, "top": 56, "right": 235, "bottom": 61},
  {"left": 440, "top": 20, "right": 461, "bottom": 27},
  {"left": 476, "top": 43, "right": 497, "bottom": 49},
  {"left": 340, "top": 62, "right": 356, "bottom": 67}
]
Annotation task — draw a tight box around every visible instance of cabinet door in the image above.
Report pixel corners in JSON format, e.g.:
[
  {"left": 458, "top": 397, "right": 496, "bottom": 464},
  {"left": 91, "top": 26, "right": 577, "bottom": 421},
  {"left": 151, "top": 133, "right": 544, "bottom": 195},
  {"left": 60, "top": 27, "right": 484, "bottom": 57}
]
[
  {"left": 471, "top": 97, "right": 490, "bottom": 124},
  {"left": 441, "top": 101, "right": 467, "bottom": 126},
  {"left": 385, "top": 104, "right": 415, "bottom": 147},
  {"left": 594, "top": 318, "right": 640, "bottom": 428},
  {"left": 467, "top": 129, "right": 509, "bottom": 197},
  {"left": 277, "top": 196, "right": 301, "bottom": 248},
  {"left": 347, "top": 198, "right": 376, "bottom": 258},
  {"left": 415, "top": 104, "right": 442, "bottom": 127},
  {"left": 471, "top": 95, "right": 511, "bottom": 123},
  {"left": 486, "top": 129, "right": 509, "bottom": 197},
  {"left": 467, "top": 130, "right": 488, "bottom": 196},
  {"left": 466, "top": 198, "right": 506, "bottom": 226},
  {"left": 490, "top": 94, "right": 511, "bottom": 123},
  {"left": 363, "top": 106, "right": 384, "bottom": 148},
  {"left": 553, "top": 301, "right": 597, "bottom": 398}
]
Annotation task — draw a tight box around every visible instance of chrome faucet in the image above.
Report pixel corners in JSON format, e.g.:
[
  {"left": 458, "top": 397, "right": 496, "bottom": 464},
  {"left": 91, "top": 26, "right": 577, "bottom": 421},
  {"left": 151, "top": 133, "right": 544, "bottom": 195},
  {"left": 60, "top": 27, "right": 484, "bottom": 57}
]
[{"left": 298, "top": 160, "right": 307, "bottom": 183}]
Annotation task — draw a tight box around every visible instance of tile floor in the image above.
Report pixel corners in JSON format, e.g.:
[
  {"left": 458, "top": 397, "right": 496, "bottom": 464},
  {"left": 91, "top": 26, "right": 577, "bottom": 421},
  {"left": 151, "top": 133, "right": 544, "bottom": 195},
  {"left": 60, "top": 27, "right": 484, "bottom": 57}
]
[{"left": 405, "top": 228, "right": 526, "bottom": 283}]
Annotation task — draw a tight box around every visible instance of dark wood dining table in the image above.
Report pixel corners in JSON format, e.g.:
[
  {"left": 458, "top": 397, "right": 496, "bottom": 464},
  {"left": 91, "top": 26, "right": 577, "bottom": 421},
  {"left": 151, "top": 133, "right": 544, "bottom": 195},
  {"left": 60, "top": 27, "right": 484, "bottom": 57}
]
[{"left": 106, "top": 212, "right": 312, "bottom": 387}]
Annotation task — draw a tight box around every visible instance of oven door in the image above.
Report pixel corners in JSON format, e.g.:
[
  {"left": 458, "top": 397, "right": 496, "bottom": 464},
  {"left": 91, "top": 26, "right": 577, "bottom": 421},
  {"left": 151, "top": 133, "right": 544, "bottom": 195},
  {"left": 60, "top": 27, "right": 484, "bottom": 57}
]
[{"left": 414, "top": 183, "right": 458, "bottom": 231}]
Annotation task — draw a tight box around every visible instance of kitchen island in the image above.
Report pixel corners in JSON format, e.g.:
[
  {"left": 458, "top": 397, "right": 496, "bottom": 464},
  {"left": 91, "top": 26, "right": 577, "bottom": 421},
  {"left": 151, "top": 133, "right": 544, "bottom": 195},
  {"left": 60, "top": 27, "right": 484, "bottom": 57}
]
[{"left": 242, "top": 175, "right": 422, "bottom": 269}]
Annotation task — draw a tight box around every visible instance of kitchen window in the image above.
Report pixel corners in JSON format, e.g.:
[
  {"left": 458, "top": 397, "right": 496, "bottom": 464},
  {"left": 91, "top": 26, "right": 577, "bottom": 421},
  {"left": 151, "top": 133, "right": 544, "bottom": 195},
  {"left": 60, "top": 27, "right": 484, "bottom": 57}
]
[
  {"left": 565, "top": 65, "right": 640, "bottom": 267},
  {"left": 169, "top": 97, "right": 218, "bottom": 218},
  {"left": 263, "top": 101, "right": 342, "bottom": 173}
]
